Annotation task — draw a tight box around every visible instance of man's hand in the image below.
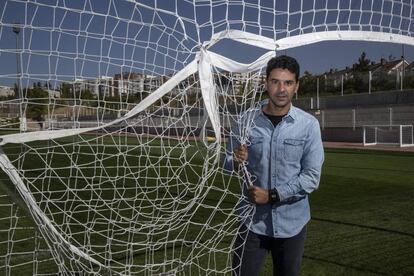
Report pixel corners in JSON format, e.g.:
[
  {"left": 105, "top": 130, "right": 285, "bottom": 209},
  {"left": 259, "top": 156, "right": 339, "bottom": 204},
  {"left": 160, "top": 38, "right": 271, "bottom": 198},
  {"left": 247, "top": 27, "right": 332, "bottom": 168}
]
[
  {"left": 248, "top": 185, "right": 269, "bottom": 205},
  {"left": 233, "top": 144, "right": 248, "bottom": 166}
]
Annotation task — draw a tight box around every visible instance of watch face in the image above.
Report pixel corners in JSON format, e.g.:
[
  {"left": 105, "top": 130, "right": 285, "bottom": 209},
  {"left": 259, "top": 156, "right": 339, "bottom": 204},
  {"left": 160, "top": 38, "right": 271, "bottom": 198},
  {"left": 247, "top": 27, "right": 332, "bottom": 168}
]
[{"left": 270, "top": 189, "right": 279, "bottom": 203}]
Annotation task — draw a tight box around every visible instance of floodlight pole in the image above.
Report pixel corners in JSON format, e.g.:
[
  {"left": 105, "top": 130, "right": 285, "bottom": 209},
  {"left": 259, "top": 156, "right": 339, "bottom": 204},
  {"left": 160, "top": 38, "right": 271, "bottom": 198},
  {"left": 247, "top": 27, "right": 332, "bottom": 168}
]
[
  {"left": 13, "top": 23, "right": 25, "bottom": 131},
  {"left": 316, "top": 77, "right": 320, "bottom": 110},
  {"left": 401, "top": 44, "right": 405, "bottom": 91}
]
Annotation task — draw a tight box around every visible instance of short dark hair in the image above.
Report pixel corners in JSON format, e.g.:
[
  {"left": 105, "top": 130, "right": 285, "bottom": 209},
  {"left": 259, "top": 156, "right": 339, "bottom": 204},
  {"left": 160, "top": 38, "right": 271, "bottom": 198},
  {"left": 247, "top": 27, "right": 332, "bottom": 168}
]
[{"left": 266, "top": 55, "right": 300, "bottom": 82}]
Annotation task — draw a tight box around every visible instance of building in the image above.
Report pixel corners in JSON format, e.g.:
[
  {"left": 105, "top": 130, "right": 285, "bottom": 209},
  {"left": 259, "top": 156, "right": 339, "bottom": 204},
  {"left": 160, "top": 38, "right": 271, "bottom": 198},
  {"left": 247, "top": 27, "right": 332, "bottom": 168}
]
[
  {"left": 114, "top": 72, "right": 146, "bottom": 97},
  {"left": 0, "top": 86, "right": 15, "bottom": 97},
  {"left": 321, "top": 57, "right": 411, "bottom": 89},
  {"left": 47, "top": 89, "right": 61, "bottom": 98},
  {"left": 73, "top": 78, "right": 98, "bottom": 96},
  {"left": 72, "top": 76, "right": 114, "bottom": 98},
  {"left": 144, "top": 75, "right": 168, "bottom": 93},
  {"left": 216, "top": 71, "right": 265, "bottom": 95},
  {"left": 97, "top": 76, "right": 115, "bottom": 98},
  {"left": 406, "top": 61, "right": 414, "bottom": 72},
  {"left": 370, "top": 57, "right": 410, "bottom": 78}
]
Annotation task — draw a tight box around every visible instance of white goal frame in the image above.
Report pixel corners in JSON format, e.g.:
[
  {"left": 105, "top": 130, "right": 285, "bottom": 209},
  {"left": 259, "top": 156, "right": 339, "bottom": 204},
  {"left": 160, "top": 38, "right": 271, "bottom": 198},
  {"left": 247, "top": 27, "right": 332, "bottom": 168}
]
[{"left": 363, "top": 125, "right": 414, "bottom": 147}]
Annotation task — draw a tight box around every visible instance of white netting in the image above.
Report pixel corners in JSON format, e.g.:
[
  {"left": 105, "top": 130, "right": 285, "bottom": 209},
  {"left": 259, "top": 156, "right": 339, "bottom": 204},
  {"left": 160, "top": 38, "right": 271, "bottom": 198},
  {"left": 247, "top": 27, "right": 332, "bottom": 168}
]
[{"left": 0, "top": 0, "right": 414, "bottom": 275}]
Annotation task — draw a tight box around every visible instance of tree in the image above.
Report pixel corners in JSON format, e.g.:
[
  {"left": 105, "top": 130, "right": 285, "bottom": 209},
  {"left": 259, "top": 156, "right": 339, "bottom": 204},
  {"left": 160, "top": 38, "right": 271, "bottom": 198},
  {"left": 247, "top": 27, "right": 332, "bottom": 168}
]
[
  {"left": 354, "top": 52, "right": 371, "bottom": 72},
  {"left": 299, "top": 71, "right": 317, "bottom": 96},
  {"left": 13, "top": 83, "right": 19, "bottom": 98},
  {"left": 345, "top": 52, "right": 372, "bottom": 93},
  {"left": 80, "top": 89, "right": 95, "bottom": 100},
  {"left": 26, "top": 86, "right": 48, "bottom": 121},
  {"left": 60, "top": 82, "right": 73, "bottom": 98}
]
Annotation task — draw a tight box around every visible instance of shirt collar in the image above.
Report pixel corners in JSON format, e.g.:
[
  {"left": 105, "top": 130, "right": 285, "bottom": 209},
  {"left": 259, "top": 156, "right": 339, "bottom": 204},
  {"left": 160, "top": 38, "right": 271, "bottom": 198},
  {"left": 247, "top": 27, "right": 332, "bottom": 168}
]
[{"left": 259, "top": 99, "right": 297, "bottom": 121}]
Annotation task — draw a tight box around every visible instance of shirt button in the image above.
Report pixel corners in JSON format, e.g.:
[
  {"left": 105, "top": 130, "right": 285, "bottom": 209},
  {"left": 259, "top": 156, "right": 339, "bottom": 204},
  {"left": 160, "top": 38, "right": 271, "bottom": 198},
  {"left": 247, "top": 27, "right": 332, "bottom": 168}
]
[{"left": 272, "top": 174, "right": 276, "bottom": 178}]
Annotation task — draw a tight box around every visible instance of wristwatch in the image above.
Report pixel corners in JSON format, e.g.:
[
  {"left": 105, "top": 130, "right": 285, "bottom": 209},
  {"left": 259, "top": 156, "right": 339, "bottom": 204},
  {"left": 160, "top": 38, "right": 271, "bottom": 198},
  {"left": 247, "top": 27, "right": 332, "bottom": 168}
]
[{"left": 269, "top": 188, "right": 280, "bottom": 204}]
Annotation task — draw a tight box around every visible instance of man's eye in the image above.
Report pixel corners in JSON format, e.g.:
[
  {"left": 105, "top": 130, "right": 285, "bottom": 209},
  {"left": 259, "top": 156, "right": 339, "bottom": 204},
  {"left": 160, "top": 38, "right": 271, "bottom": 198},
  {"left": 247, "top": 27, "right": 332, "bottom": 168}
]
[{"left": 270, "top": 80, "right": 295, "bottom": 86}]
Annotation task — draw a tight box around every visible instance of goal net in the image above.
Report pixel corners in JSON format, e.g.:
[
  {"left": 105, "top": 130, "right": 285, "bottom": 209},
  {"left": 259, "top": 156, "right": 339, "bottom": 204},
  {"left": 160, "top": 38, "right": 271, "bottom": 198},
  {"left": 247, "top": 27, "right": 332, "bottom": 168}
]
[
  {"left": 0, "top": 0, "right": 413, "bottom": 275},
  {"left": 363, "top": 125, "right": 414, "bottom": 147}
]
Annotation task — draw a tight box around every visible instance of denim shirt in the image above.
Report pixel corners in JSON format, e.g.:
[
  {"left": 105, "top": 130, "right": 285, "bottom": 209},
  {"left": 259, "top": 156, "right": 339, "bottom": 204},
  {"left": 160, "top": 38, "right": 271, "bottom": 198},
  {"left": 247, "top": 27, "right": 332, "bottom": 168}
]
[{"left": 224, "top": 100, "right": 324, "bottom": 238}]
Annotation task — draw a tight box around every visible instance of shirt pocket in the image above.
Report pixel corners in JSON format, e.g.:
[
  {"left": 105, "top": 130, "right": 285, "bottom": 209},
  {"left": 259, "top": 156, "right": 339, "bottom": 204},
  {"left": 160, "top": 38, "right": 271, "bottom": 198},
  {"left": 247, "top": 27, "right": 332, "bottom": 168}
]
[
  {"left": 247, "top": 136, "right": 265, "bottom": 168},
  {"left": 283, "top": 139, "right": 305, "bottom": 162},
  {"left": 249, "top": 136, "right": 264, "bottom": 146}
]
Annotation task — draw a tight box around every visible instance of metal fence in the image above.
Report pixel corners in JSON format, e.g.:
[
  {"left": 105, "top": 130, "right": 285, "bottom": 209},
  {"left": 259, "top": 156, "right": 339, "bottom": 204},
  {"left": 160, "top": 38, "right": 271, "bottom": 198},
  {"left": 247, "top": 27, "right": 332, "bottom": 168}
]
[
  {"left": 311, "top": 105, "right": 414, "bottom": 130},
  {"left": 299, "top": 69, "right": 414, "bottom": 98}
]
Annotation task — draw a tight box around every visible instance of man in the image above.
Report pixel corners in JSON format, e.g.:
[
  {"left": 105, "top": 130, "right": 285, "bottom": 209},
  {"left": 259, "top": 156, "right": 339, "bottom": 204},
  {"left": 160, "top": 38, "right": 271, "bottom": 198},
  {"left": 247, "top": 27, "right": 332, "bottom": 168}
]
[{"left": 224, "top": 55, "right": 324, "bottom": 276}]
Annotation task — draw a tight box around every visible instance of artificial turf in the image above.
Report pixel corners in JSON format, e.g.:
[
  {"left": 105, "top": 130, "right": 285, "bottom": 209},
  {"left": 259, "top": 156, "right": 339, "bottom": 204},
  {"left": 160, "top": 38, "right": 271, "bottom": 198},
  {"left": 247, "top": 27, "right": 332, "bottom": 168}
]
[{"left": 0, "top": 143, "right": 413, "bottom": 275}]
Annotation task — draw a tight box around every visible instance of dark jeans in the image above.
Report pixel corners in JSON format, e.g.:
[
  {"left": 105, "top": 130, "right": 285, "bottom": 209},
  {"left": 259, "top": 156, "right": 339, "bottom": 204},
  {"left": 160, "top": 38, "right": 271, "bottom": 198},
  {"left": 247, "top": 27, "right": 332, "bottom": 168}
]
[{"left": 232, "top": 225, "right": 307, "bottom": 276}]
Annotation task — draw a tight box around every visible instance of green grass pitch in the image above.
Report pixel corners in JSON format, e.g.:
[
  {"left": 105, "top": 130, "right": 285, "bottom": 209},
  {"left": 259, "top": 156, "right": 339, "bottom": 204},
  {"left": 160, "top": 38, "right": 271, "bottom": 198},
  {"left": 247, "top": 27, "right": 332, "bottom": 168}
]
[{"left": 0, "top": 139, "right": 413, "bottom": 275}]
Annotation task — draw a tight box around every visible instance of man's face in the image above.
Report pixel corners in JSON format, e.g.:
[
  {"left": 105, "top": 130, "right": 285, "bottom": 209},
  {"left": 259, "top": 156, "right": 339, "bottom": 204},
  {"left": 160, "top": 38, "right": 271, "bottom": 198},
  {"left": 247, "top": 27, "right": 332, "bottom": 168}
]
[{"left": 265, "top": 68, "right": 299, "bottom": 114}]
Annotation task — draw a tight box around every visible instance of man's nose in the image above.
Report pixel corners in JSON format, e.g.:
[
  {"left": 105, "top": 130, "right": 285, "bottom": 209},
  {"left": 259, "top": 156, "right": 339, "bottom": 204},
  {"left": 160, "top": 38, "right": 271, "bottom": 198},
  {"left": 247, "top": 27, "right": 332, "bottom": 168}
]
[{"left": 277, "top": 82, "right": 287, "bottom": 91}]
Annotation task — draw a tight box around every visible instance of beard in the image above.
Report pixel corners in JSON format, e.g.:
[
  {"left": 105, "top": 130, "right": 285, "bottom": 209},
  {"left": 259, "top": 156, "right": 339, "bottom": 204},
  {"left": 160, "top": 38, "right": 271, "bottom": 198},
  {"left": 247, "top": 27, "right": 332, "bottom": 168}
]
[{"left": 269, "top": 93, "right": 290, "bottom": 108}]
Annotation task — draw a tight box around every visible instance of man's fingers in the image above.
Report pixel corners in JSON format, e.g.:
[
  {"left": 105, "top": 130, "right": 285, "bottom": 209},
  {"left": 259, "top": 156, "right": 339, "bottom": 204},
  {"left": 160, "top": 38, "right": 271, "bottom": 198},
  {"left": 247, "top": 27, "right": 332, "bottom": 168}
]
[
  {"left": 234, "top": 144, "right": 248, "bottom": 163},
  {"left": 240, "top": 145, "right": 247, "bottom": 156},
  {"left": 248, "top": 186, "right": 260, "bottom": 203},
  {"left": 248, "top": 186, "right": 269, "bottom": 205}
]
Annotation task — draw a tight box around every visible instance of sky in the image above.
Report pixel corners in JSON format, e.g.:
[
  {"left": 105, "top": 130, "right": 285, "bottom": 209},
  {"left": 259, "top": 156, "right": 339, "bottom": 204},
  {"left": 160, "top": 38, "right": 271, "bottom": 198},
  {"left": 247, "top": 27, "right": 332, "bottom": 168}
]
[
  {"left": 293, "top": 41, "right": 412, "bottom": 75},
  {"left": 211, "top": 38, "right": 414, "bottom": 75},
  {"left": 0, "top": 0, "right": 413, "bottom": 87}
]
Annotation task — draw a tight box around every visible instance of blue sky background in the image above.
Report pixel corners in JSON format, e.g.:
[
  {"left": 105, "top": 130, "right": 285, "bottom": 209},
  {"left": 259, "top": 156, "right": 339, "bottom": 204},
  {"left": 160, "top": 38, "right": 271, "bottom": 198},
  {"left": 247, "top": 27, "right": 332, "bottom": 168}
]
[
  {"left": 0, "top": 0, "right": 413, "bottom": 88},
  {"left": 211, "top": 38, "right": 414, "bottom": 74}
]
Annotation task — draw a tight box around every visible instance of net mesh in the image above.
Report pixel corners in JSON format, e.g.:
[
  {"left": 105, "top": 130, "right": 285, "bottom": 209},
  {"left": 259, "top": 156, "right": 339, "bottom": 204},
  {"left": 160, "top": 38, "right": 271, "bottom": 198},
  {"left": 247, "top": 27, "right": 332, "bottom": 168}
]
[
  {"left": 0, "top": 69, "right": 264, "bottom": 275},
  {"left": 0, "top": 0, "right": 414, "bottom": 275}
]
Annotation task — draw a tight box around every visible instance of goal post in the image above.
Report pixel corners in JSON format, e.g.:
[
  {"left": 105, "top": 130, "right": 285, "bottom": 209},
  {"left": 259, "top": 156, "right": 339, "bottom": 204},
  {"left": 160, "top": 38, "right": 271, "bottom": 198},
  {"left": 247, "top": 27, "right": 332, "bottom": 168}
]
[{"left": 363, "top": 125, "right": 414, "bottom": 147}]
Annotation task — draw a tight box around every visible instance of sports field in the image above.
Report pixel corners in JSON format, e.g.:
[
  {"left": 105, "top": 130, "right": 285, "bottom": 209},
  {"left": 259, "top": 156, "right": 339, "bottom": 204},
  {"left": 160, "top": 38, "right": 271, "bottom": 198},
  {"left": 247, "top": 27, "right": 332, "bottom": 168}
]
[
  {"left": 0, "top": 142, "right": 413, "bottom": 275},
  {"left": 301, "top": 148, "right": 414, "bottom": 276}
]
